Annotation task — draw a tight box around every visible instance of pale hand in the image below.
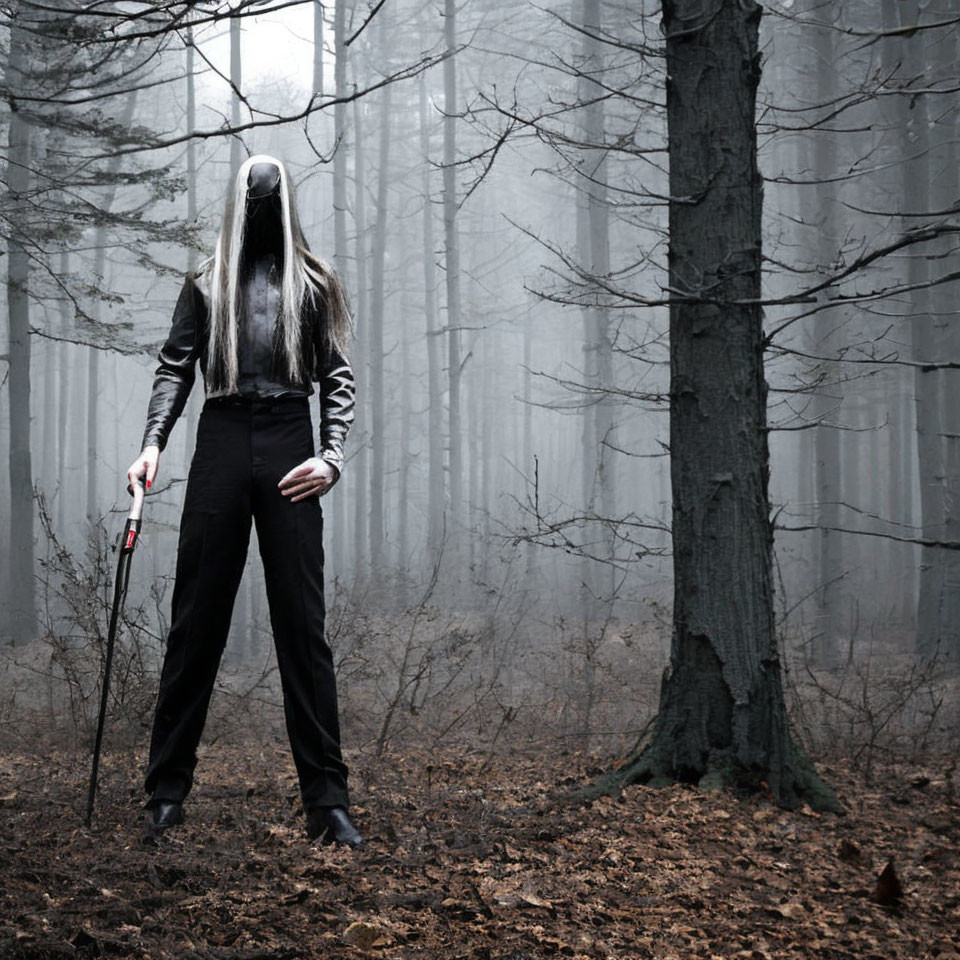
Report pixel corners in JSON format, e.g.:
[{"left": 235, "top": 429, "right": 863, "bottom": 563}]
[
  {"left": 278, "top": 457, "right": 338, "bottom": 502},
  {"left": 126, "top": 445, "right": 160, "bottom": 496}
]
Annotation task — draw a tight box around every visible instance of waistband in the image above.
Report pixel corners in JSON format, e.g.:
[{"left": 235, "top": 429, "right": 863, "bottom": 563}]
[{"left": 203, "top": 393, "right": 310, "bottom": 413}]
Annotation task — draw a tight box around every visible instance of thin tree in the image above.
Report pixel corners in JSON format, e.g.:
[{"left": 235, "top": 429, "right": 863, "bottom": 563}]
[
  {"left": 807, "top": 0, "right": 844, "bottom": 667},
  {"left": 419, "top": 65, "right": 445, "bottom": 557},
  {"left": 229, "top": 9, "right": 243, "bottom": 176},
  {"left": 368, "top": 11, "right": 393, "bottom": 576},
  {"left": 443, "top": 0, "right": 464, "bottom": 559}
]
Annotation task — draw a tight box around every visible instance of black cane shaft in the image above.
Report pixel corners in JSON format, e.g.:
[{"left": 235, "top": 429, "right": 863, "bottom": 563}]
[{"left": 85, "top": 518, "right": 141, "bottom": 827}]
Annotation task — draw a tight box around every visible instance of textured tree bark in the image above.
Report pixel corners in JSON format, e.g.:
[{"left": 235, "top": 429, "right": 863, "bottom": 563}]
[
  {"left": 5, "top": 12, "right": 37, "bottom": 642},
  {"left": 610, "top": 0, "right": 837, "bottom": 809}
]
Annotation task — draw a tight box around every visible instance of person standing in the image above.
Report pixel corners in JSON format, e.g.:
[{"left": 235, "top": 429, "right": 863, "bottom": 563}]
[{"left": 126, "top": 155, "right": 362, "bottom": 846}]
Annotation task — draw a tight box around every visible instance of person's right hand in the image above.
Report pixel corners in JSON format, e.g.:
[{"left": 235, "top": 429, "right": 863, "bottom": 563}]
[{"left": 127, "top": 445, "right": 160, "bottom": 496}]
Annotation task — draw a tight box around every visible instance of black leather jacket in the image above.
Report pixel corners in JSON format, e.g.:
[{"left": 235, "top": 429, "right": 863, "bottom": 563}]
[{"left": 140, "top": 266, "right": 355, "bottom": 478}]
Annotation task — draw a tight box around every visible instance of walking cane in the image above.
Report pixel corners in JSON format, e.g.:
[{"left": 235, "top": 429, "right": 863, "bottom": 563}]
[{"left": 84, "top": 476, "right": 147, "bottom": 827}]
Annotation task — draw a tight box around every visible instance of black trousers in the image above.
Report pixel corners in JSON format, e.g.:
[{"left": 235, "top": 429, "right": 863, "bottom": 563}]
[{"left": 144, "top": 394, "right": 349, "bottom": 813}]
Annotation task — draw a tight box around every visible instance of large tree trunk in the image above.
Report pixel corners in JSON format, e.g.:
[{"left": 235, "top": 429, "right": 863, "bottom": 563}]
[
  {"left": 5, "top": 12, "right": 37, "bottom": 642},
  {"left": 611, "top": 0, "right": 836, "bottom": 809}
]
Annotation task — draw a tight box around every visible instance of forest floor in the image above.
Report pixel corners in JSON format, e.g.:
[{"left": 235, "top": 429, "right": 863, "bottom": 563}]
[{"left": 1, "top": 742, "right": 958, "bottom": 960}]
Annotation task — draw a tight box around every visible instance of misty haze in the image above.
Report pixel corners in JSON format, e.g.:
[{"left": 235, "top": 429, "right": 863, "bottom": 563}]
[{"left": 1, "top": 1, "right": 958, "bottom": 958}]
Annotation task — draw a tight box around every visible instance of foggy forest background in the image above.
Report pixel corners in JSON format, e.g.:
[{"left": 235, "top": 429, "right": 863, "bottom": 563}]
[{"left": 1, "top": 0, "right": 958, "bottom": 767}]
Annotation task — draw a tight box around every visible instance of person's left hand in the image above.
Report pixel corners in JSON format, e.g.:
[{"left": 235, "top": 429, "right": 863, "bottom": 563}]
[{"left": 278, "top": 457, "right": 339, "bottom": 502}]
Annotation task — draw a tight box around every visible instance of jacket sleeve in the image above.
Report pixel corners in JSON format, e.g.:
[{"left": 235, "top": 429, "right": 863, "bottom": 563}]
[
  {"left": 317, "top": 342, "right": 356, "bottom": 481},
  {"left": 140, "top": 276, "right": 205, "bottom": 453}
]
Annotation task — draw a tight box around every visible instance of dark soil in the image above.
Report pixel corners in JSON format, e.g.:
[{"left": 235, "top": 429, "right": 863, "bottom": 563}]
[{"left": 2, "top": 743, "right": 958, "bottom": 959}]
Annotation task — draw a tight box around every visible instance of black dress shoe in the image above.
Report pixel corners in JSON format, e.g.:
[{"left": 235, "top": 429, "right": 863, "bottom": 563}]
[
  {"left": 142, "top": 800, "right": 184, "bottom": 839},
  {"left": 306, "top": 806, "right": 363, "bottom": 847}
]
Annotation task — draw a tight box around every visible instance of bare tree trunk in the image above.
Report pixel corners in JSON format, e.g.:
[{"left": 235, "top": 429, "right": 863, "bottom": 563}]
[
  {"left": 840, "top": 394, "right": 861, "bottom": 655},
  {"left": 85, "top": 348, "right": 99, "bottom": 525},
  {"left": 5, "top": 13, "right": 36, "bottom": 641},
  {"left": 183, "top": 19, "right": 202, "bottom": 454},
  {"left": 877, "top": 0, "right": 916, "bottom": 628},
  {"left": 229, "top": 11, "right": 243, "bottom": 177},
  {"left": 928, "top": 15, "right": 960, "bottom": 666},
  {"left": 467, "top": 330, "right": 479, "bottom": 577},
  {"left": 808, "top": 2, "right": 843, "bottom": 667},
  {"left": 226, "top": 13, "right": 246, "bottom": 643},
  {"left": 368, "top": 22, "right": 392, "bottom": 576},
  {"left": 56, "top": 252, "right": 71, "bottom": 533},
  {"left": 443, "top": 0, "right": 463, "bottom": 563},
  {"left": 87, "top": 90, "right": 139, "bottom": 527},
  {"left": 900, "top": 1, "right": 945, "bottom": 662},
  {"left": 611, "top": 0, "right": 836, "bottom": 809},
  {"left": 480, "top": 334, "right": 492, "bottom": 585},
  {"left": 351, "top": 89, "right": 369, "bottom": 571},
  {"left": 418, "top": 67, "right": 445, "bottom": 558},
  {"left": 576, "top": 0, "right": 615, "bottom": 633},
  {"left": 398, "top": 261, "right": 411, "bottom": 591},
  {"left": 41, "top": 317, "right": 56, "bottom": 491},
  {"left": 313, "top": 1, "right": 324, "bottom": 98},
  {"left": 328, "top": 0, "right": 348, "bottom": 575},
  {"left": 333, "top": 0, "right": 348, "bottom": 289},
  {"left": 585, "top": 0, "right": 615, "bottom": 590},
  {"left": 576, "top": 178, "right": 597, "bottom": 624},
  {"left": 523, "top": 317, "right": 535, "bottom": 587}
]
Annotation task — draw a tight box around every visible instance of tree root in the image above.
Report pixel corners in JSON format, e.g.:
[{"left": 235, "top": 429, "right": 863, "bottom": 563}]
[{"left": 571, "top": 743, "right": 844, "bottom": 813}]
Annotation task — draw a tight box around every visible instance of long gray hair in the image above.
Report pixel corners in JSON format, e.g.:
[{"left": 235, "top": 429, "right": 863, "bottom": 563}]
[{"left": 203, "top": 154, "right": 352, "bottom": 394}]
